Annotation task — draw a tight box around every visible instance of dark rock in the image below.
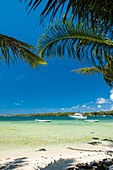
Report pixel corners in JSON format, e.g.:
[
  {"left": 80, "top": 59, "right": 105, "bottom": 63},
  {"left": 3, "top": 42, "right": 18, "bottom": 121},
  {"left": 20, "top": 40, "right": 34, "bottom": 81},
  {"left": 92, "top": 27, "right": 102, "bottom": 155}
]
[
  {"left": 102, "top": 139, "right": 113, "bottom": 142},
  {"left": 38, "top": 148, "right": 46, "bottom": 151},
  {"left": 87, "top": 141, "right": 102, "bottom": 145},
  {"left": 102, "top": 138, "right": 109, "bottom": 141},
  {"left": 76, "top": 163, "right": 93, "bottom": 169},
  {"left": 106, "top": 151, "right": 113, "bottom": 157},
  {"left": 92, "top": 137, "right": 99, "bottom": 140},
  {"left": 90, "top": 161, "right": 99, "bottom": 167}
]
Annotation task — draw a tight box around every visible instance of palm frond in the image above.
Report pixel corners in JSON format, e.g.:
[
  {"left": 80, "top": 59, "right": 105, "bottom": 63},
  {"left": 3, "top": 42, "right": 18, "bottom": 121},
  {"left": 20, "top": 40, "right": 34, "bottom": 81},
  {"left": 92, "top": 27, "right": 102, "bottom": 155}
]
[
  {"left": 102, "top": 57, "right": 113, "bottom": 87},
  {"left": 21, "top": 0, "right": 113, "bottom": 32},
  {"left": 73, "top": 57, "right": 113, "bottom": 87},
  {"left": 72, "top": 67, "right": 100, "bottom": 75},
  {"left": 0, "top": 34, "right": 46, "bottom": 67},
  {"left": 37, "top": 18, "right": 113, "bottom": 68}
]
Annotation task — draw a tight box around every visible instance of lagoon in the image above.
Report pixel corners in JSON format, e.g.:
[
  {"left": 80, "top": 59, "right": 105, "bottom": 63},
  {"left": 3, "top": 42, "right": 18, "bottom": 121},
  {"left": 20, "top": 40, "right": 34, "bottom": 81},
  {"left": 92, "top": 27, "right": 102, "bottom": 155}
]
[{"left": 0, "top": 115, "right": 113, "bottom": 156}]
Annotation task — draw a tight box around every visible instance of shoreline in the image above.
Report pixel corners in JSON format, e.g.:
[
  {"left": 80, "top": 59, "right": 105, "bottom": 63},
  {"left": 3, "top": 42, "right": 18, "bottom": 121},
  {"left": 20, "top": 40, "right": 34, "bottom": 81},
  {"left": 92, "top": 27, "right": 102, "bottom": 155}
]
[{"left": 0, "top": 144, "right": 113, "bottom": 170}]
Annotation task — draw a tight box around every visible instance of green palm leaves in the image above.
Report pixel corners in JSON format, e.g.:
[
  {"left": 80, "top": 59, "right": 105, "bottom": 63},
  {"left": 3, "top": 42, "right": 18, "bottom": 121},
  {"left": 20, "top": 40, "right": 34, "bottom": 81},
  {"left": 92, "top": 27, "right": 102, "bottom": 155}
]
[
  {"left": 21, "top": 0, "right": 113, "bottom": 86},
  {"left": 0, "top": 34, "right": 46, "bottom": 67},
  {"left": 37, "top": 19, "right": 113, "bottom": 68},
  {"left": 36, "top": 18, "right": 113, "bottom": 86},
  {"left": 21, "top": 0, "right": 113, "bottom": 31}
]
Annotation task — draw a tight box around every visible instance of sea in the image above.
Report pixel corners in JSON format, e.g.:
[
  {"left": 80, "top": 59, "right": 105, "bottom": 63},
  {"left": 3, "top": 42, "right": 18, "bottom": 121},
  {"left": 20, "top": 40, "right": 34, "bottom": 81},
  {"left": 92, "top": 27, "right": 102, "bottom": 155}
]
[{"left": 0, "top": 115, "right": 113, "bottom": 154}]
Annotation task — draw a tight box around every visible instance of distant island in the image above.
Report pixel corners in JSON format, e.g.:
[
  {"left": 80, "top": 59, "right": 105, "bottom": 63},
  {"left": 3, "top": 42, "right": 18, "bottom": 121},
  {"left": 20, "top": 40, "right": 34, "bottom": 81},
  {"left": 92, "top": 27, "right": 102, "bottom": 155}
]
[{"left": 1, "top": 110, "right": 113, "bottom": 117}]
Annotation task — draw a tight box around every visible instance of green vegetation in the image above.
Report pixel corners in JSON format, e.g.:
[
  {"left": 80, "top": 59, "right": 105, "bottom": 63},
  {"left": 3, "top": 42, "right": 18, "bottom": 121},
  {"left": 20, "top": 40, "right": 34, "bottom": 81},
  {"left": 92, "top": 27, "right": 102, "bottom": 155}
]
[
  {"left": 84, "top": 110, "right": 113, "bottom": 116},
  {"left": 6, "top": 112, "right": 75, "bottom": 117},
  {"left": 3, "top": 110, "right": 113, "bottom": 117}
]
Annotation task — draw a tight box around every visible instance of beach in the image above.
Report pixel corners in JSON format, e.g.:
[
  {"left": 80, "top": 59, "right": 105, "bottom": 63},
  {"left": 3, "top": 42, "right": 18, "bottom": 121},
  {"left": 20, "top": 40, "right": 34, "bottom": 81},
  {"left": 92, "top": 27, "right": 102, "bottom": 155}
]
[
  {"left": 0, "top": 145, "right": 113, "bottom": 170},
  {"left": 0, "top": 116, "right": 113, "bottom": 169}
]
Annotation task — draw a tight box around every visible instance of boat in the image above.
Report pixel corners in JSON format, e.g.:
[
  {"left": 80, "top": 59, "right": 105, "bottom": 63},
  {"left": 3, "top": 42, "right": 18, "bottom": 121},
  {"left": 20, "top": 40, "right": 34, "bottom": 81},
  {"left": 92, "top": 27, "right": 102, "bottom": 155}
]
[
  {"left": 68, "top": 113, "right": 87, "bottom": 119},
  {"left": 84, "top": 119, "right": 99, "bottom": 122},
  {"left": 35, "top": 119, "right": 51, "bottom": 122}
]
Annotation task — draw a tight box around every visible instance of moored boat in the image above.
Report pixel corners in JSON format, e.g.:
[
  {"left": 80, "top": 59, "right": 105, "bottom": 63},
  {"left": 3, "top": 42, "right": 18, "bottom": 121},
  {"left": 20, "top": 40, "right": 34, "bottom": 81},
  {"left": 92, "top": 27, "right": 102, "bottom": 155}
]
[
  {"left": 35, "top": 119, "right": 51, "bottom": 122},
  {"left": 68, "top": 113, "right": 87, "bottom": 120},
  {"left": 84, "top": 119, "right": 99, "bottom": 122}
]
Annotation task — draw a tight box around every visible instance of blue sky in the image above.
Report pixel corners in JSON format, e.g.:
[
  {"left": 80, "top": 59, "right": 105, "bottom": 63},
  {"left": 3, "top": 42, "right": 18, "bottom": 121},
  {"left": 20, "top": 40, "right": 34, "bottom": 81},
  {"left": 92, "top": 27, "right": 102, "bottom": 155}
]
[{"left": 0, "top": 1, "right": 113, "bottom": 114}]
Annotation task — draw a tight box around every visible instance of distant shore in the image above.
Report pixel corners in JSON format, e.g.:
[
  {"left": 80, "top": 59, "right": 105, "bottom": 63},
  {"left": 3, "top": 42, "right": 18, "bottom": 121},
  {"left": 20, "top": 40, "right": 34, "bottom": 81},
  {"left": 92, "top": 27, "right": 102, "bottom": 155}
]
[{"left": 1, "top": 109, "right": 113, "bottom": 117}]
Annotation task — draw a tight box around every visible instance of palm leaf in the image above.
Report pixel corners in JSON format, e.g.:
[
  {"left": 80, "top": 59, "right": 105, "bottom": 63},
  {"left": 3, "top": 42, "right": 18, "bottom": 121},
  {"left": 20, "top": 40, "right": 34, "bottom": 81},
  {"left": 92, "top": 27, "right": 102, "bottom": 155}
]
[
  {"left": 73, "top": 57, "right": 113, "bottom": 87},
  {"left": 37, "top": 19, "right": 113, "bottom": 68},
  {"left": 73, "top": 67, "right": 100, "bottom": 75},
  {"left": 0, "top": 34, "right": 46, "bottom": 67},
  {"left": 21, "top": 0, "right": 113, "bottom": 32}
]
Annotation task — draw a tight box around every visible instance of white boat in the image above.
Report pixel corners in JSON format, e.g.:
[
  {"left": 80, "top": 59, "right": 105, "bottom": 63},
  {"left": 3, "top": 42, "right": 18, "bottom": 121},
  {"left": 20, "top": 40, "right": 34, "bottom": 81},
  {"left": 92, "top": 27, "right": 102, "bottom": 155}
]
[
  {"left": 84, "top": 119, "right": 99, "bottom": 122},
  {"left": 35, "top": 119, "right": 51, "bottom": 122},
  {"left": 68, "top": 113, "right": 87, "bottom": 120}
]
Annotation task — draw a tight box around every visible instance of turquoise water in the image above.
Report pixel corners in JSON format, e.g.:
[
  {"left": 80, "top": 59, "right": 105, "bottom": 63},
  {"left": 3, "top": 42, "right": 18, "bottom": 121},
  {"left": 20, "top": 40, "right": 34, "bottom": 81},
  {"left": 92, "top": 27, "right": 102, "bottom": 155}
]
[
  {"left": 0, "top": 116, "right": 113, "bottom": 153},
  {"left": 0, "top": 116, "right": 113, "bottom": 123},
  {"left": 0, "top": 115, "right": 113, "bottom": 122}
]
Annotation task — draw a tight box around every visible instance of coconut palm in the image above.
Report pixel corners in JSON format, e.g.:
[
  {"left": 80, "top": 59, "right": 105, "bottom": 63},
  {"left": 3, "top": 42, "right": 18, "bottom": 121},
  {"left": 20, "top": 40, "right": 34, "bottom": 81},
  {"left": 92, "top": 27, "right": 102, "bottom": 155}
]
[
  {"left": 21, "top": 0, "right": 113, "bottom": 86},
  {"left": 0, "top": 34, "right": 46, "bottom": 66},
  {"left": 22, "top": 1, "right": 113, "bottom": 63}
]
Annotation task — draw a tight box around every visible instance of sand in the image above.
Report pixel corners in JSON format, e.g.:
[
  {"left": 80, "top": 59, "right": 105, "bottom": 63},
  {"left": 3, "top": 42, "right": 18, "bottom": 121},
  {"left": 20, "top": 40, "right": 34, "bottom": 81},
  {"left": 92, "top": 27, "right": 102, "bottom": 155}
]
[{"left": 0, "top": 143, "right": 113, "bottom": 170}]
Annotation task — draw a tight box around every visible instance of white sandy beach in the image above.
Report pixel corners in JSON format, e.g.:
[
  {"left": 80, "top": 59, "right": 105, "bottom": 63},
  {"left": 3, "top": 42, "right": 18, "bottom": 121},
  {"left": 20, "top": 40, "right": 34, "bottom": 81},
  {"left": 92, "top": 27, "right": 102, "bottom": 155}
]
[{"left": 0, "top": 143, "right": 113, "bottom": 170}]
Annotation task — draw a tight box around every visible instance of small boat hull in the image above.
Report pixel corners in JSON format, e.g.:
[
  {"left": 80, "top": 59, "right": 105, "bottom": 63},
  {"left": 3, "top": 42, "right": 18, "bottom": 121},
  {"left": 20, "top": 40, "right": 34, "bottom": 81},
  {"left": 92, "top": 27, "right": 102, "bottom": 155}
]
[
  {"left": 84, "top": 119, "right": 99, "bottom": 122},
  {"left": 35, "top": 119, "right": 51, "bottom": 122}
]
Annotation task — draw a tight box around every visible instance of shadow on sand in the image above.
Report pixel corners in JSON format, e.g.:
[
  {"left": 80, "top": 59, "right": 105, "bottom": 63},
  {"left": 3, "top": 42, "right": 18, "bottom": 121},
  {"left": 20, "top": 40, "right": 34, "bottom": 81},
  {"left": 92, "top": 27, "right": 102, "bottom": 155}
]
[
  {"left": 0, "top": 157, "right": 28, "bottom": 170},
  {"left": 38, "top": 158, "right": 76, "bottom": 170}
]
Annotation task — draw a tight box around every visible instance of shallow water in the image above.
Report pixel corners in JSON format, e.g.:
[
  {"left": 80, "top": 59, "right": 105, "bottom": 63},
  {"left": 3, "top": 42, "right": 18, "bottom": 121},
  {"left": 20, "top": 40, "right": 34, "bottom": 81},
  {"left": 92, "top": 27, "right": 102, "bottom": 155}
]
[{"left": 0, "top": 116, "right": 113, "bottom": 153}]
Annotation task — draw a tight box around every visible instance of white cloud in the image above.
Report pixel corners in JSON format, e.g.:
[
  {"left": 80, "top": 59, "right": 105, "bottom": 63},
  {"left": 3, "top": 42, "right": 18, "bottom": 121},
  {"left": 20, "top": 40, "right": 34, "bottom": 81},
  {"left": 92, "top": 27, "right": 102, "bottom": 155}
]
[
  {"left": 96, "top": 98, "right": 108, "bottom": 104},
  {"left": 97, "top": 105, "right": 101, "bottom": 108},
  {"left": 82, "top": 105, "right": 86, "bottom": 108},
  {"left": 110, "top": 94, "right": 113, "bottom": 101},
  {"left": 110, "top": 89, "right": 113, "bottom": 101},
  {"left": 110, "top": 104, "right": 113, "bottom": 110},
  {"left": 61, "top": 108, "right": 65, "bottom": 111},
  {"left": 110, "top": 89, "right": 113, "bottom": 93}
]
